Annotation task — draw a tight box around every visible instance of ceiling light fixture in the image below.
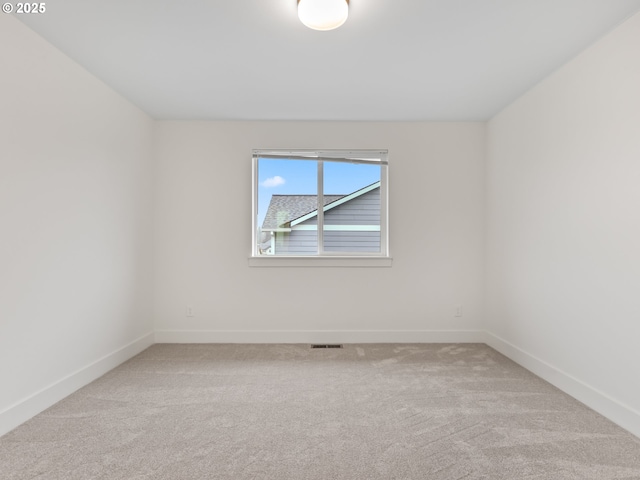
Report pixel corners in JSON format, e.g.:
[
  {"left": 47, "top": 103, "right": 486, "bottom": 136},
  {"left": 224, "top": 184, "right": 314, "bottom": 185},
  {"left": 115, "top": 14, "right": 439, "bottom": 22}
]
[{"left": 298, "top": 0, "right": 349, "bottom": 31}]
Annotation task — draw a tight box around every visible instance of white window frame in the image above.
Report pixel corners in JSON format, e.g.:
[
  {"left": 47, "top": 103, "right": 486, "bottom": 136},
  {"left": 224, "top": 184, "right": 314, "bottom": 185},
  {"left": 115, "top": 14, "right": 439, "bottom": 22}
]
[{"left": 249, "top": 149, "right": 391, "bottom": 267}]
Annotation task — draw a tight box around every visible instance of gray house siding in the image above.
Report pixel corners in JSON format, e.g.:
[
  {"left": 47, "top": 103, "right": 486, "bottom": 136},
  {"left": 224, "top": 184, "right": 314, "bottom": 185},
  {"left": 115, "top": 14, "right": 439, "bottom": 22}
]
[
  {"left": 274, "top": 229, "right": 317, "bottom": 254},
  {"left": 274, "top": 188, "right": 381, "bottom": 254},
  {"left": 323, "top": 231, "right": 380, "bottom": 252},
  {"left": 324, "top": 188, "right": 381, "bottom": 226},
  {"left": 301, "top": 189, "right": 381, "bottom": 226}
]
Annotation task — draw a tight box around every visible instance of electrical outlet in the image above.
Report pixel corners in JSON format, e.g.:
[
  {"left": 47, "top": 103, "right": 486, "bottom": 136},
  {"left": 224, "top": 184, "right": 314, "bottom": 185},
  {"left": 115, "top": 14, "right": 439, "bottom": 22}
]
[
  {"left": 454, "top": 305, "right": 462, "bottom": 317},
  {"left": 186, "top": 306, "right": 194, "bottom": 317}
]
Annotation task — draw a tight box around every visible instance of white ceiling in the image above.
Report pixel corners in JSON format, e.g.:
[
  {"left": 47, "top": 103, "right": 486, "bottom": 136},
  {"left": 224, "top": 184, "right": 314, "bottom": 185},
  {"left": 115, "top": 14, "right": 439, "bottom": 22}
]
[{"left": 17, "top": 0, "right": 640, "bottom": 121}]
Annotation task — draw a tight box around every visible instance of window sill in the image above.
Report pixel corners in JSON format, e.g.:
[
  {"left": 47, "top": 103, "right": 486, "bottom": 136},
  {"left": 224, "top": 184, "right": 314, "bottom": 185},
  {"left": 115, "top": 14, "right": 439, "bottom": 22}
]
[{"left": 248, "top": 256, "right": 393, "bottom": 268}]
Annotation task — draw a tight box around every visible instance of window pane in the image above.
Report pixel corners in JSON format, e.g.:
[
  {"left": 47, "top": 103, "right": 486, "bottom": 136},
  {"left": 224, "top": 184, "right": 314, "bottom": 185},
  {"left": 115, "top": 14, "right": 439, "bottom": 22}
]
[
  {"left": 322, "top": 161, "right": 381, "bottom": 253},
  {"left": 257, "top": 158, "right": 317, "bottom": 255}
]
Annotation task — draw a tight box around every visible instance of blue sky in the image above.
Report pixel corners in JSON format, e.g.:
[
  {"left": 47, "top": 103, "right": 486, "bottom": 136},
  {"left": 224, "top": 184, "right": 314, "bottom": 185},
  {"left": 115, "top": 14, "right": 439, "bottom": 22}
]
[{"left": 257, "top": 159, "right": 380, "bottom": 227}]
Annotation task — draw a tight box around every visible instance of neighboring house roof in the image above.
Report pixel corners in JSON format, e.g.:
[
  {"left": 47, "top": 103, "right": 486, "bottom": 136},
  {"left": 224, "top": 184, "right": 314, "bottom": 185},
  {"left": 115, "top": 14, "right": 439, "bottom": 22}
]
[
  {"left": 262, "top": 195, "right": 344, "bottom": 230},
  {"left": 261, "top": 181, "right": 381, "bottom": 230}
]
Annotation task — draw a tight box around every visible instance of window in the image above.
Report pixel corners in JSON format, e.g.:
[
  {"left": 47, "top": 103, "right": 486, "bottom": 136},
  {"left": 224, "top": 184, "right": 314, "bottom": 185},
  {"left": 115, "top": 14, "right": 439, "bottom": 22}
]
[{"left": 251, "top": 150, "right": 389, "bottom": 264}]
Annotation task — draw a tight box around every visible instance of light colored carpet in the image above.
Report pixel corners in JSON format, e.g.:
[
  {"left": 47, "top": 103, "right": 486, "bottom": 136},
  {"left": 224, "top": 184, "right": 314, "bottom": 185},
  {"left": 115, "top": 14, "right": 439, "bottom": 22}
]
[{"left": 1, "top": 343, "right": 640, "bottom": 479}]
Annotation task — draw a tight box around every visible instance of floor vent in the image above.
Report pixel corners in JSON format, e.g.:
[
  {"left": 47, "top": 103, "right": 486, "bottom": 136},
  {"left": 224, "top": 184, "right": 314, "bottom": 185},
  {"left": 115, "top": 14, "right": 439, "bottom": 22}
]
[{"left": 311, "top": 344, "right": 343, "bottom": 349}]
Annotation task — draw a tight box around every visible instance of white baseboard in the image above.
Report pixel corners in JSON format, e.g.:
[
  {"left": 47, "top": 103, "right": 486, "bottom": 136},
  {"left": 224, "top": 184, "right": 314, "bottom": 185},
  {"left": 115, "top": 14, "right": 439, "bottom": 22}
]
[
  {"left": 485, "top": 332, "right": 640, "bottom": 439},
  {"left": 154, "top": 329, "right": 486, "bottom": 344},
  {"left": 0, "top": 332, "right": 154, "bottom": 438}
]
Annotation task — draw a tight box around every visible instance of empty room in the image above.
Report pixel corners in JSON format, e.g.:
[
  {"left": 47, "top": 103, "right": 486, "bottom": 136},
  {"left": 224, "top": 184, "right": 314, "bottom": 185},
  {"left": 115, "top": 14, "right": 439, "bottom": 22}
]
[{"left": 1, "top": 0, "right": 640, "bottom": 478}]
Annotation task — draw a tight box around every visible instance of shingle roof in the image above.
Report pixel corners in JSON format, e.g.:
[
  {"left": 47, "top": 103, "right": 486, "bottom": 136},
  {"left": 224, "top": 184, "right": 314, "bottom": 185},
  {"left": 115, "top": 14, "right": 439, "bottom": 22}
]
[{"left": 261, "top": 195, "right": 344, "bottom": 230}]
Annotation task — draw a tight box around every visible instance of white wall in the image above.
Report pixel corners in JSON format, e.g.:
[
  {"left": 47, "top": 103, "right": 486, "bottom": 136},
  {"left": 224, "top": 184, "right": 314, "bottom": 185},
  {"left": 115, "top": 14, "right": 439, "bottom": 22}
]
[
  {"left": 486, "top": 13, "right": 640, "bottom": 435},
  {"left": 154, "top": 121, "right": 485, "bottom": 343},
  {"left": 0, "top": 16, "right": 155, "bottom": 435}
]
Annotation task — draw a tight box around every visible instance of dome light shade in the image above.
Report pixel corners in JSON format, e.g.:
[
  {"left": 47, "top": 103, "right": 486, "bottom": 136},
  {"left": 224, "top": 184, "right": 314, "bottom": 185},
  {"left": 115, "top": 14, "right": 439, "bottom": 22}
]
[{"left": 298, "top": 0, "right": 349, "bottom": 31}]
